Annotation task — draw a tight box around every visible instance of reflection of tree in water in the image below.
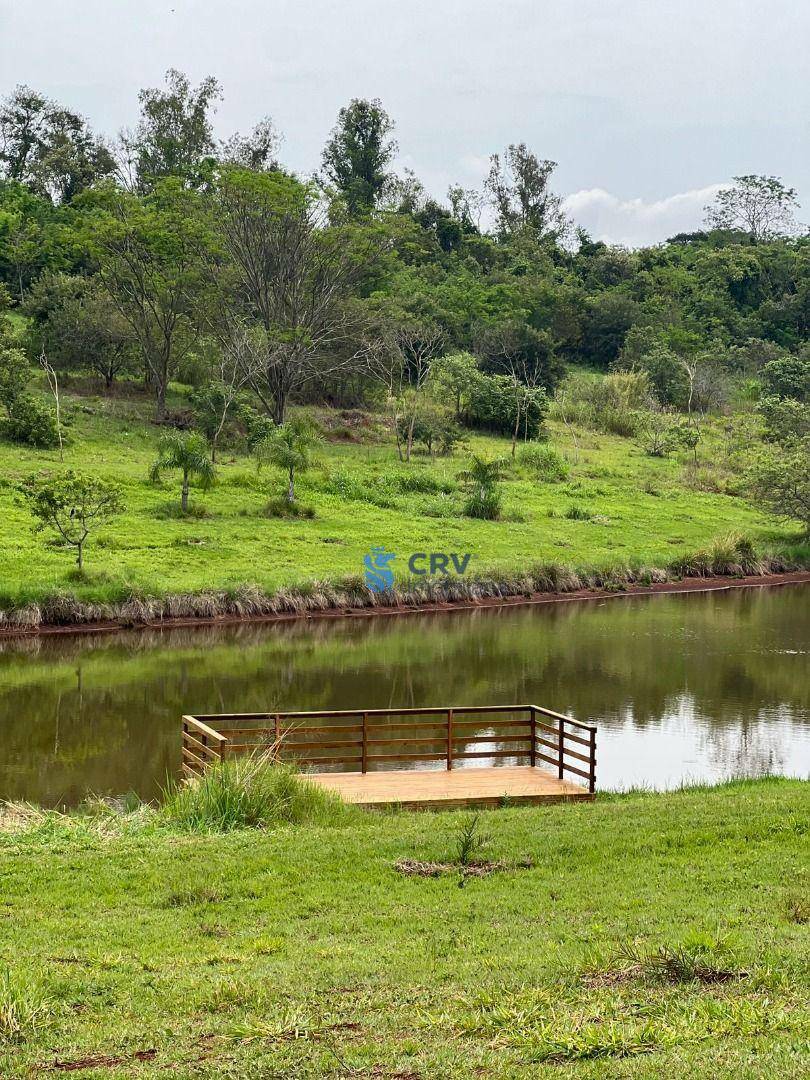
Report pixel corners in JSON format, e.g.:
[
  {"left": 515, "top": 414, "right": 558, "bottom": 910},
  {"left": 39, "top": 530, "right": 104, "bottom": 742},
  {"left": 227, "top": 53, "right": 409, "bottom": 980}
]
[{"left": 0, "top": 586, "right": 807, "bottom": 805}]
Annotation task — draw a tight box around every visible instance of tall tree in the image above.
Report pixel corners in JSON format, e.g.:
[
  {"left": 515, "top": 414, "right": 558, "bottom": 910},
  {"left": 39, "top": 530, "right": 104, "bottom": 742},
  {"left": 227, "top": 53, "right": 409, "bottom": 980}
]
[
  {"left": 81, "top": 179, "right": 208, "bottom": 418},
  {"left": 704, "top": 176, "right": 800, "bottom": 240},
  {"left": 123, "top": 69, "right": 222, "bottom": 190},
  {"left": 321, "top": 98, "right": 397, "bottom": 215},
  {"left": 0, "top": 85, "right": 114, "bottom": 202},
  {"left": 212, "top": 167, "right": 377, "bottom": 423},
  {"left": 485, "top": 144, "right": 569, "bottom": 242}
]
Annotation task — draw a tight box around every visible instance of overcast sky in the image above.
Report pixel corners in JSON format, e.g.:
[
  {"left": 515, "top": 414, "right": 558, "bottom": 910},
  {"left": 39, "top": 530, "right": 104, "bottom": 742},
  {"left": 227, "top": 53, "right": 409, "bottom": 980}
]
[{"left": 1, "top": 0, "right": 807, "bottom": 246}]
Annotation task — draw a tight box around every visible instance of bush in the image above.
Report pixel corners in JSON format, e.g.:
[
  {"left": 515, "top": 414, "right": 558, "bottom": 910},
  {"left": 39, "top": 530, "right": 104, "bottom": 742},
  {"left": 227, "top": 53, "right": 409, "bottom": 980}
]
[
  {"left": 464, "top": 372, "right": 548, "bottom": 440},
  {"left": 160, "top": 755, "right": 348, "bottom": 832},
  {"left": 761, "top": 355, "right": 810, "bottom": 402},
  {"left": 264, "top": 497, "right": 315, "bottom": 519},
  {"left": 748, "top": 439, "right": 810, "bottom": 533},
  {"left": 518, "top": 443, "right": 569, "bottom": 482},
  {"left": 398, "top": 406, "right": 465, "bottom": 456},
  {"left": 0, "top": 345, "right": 30, "bottom": 412},
  {"left": 2, "top": 394, "right": 60, "bottom": 448}
]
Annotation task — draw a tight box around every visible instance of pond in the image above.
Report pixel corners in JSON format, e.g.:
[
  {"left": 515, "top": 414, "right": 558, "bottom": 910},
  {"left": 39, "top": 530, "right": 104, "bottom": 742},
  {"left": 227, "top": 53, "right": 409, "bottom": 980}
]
[{"left": 0, "top": 584, "right": 808, "bottom": 807}]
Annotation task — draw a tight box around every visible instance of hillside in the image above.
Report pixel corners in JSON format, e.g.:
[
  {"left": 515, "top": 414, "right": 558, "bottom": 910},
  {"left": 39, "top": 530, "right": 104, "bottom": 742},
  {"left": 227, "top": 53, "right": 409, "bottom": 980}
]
[{"left": 2, "top": 379, "right": 806, "bottom": 619}]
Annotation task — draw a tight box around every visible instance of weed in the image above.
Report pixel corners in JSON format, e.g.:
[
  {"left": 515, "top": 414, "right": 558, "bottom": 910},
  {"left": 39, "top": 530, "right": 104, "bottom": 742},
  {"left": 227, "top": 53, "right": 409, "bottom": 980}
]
[{"left": 263, "top": 497, "right": 316, "bottom": 519}]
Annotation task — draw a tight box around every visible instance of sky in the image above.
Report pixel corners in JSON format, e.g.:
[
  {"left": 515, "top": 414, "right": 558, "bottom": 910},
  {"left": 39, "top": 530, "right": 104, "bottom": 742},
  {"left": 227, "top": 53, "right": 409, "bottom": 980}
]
[{"left": 1, "top": 0, "right": 807, "bottom": 246}]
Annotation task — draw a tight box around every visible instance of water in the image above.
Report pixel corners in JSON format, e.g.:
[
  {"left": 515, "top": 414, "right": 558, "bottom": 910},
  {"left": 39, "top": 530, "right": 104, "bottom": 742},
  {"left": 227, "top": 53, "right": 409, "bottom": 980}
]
[{"left": 0, "top": 585, "right": 808, "bottom": 806}]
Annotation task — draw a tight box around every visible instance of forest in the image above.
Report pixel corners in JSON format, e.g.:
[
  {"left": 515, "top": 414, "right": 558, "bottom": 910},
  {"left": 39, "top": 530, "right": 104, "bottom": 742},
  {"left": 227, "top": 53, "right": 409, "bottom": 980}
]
[{"left": 0, "top": 70, "right": 808, "bottom": 617}]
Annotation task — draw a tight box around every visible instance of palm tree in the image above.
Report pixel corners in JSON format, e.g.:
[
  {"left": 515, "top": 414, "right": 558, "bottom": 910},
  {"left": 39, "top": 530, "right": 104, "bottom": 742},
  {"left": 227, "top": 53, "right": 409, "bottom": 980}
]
[
  {"left": 149, "top": 431, "right": 216, "bottom": 512},
  {"left": 458, "top": 455, "right": 505, "bottom": 499},
  {"left": 254, "top": 416, "right": 320, "bottom": 503}
]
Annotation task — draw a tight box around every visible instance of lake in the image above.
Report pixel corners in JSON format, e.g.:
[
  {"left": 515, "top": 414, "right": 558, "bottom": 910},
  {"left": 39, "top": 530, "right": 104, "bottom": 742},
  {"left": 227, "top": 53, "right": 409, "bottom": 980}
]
[{"left": 1, "top": 584, "right": 808, "bottom": 807}]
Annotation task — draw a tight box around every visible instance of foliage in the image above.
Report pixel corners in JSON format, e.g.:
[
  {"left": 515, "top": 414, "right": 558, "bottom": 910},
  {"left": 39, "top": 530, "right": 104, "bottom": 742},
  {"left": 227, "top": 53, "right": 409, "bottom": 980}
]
[
  {"left": 458, "top": 454, "right": 505, "bottom": 520},
  {"left": 0, "top": 344, "right": 29, "bottom": 412},
  {"left": 149, "top": 430, "right": 216, "bottom": 512},
  {"left": 704, "top": 175, "right": 800, "bottom": 240},
  {"left": 16, "top": 471, "right": 124, "bottom": 568},
  {"left": 321, "top": 97, "right": 397, "bottom": 215},
  {"left": 254, "top": 415, "right": 321, "bottom": 502},
  {"left": 464, "top": 371, "right": 547, "bottom": 441},
  {"left": 748, "top": 438, "right": 810, "bottom": 532},
  {"left": 1, "top": 393, "right": 59, "bottom": 448},
  {"left": 761, "top": 354, "right": 810, "bottom": 402}
]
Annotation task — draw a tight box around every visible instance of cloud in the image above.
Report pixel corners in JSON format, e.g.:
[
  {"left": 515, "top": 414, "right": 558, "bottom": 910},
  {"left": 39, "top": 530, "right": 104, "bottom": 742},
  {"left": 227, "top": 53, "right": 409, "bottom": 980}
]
[{"left": 562, "top": 184, "right": 728, "bottom": 247}]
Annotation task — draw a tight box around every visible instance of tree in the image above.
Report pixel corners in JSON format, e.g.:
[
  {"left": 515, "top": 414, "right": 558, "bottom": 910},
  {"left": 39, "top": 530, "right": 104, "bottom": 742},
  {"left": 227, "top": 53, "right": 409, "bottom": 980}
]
[
  {"left": 476, "top": 321, "right": 558, "bottom": 455},
  {"left": 149, "top": 431, "right": 216, "bottom": 512},
  {"left": 0, "top": 85, "right": 114, "bottom": 202},
  {"left": 485, "top": 144, "right": 568, "bottom": 241},
  {"left": 704, "top": 176, "right": 800, "bottom": 240},
  {"left": 23, "top": 274, "right": 136, "bottom": 389},
  {"left": 748, "top": 438, "right": 810, "bottom": 533},
  {"left": 321, "top": 98, "right": 397, "bottom": 215},
  {"left": 432, "top": 351, "right": 480, "bottom": 418},
  {"left": 16, "top": 471, "right": 124, "bottom": 569},
  {"left": 82, "top": 180, "right": 208, "bottom": 418},
  {"left": 458, "top": 455, "right": 505, "bottom": 519},
  {"left": 122, "top": 69, "right": 222, "bottom": 190},
  {"left": 212, "top": 167, "right": 378, "bottom": 423},
  {"left": 189, "top": 321, "right": 265, "bottom": 461},
  {"left": 254, "top": 416, "right": 320, "bottom": 503}
]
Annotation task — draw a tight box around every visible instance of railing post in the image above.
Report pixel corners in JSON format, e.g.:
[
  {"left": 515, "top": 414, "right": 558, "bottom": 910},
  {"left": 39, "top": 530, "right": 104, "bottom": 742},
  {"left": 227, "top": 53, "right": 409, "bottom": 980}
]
[
  {"left": 589, "top": 727, "right": 596, "bottom": 794},
  {"left": 558, "top": 717, "right": 564, "bottom": 779},
  {"left": 274, "top": 713, "right": 281, "bottom": 761},
  {"left": 447, "top": 708, "right": 453, "bottom": 770},
  {"left": 362, "top": 712, "right": 368, "bottom": 774},
  {"left": 529, "top": 707, "right": 536, "bottom": 767}
]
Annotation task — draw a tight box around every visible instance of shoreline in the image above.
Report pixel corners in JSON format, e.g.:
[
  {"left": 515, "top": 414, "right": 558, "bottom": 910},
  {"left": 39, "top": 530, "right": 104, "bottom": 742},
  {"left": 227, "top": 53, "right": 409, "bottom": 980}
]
[{"left": 3, "top": 568, "right": 808, "bottom": 640}]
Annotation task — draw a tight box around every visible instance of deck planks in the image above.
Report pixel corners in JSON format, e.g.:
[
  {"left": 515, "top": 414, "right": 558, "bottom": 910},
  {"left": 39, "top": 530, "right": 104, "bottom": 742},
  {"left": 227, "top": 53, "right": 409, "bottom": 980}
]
[{"left": 305, "top": 764, "right": 592, "bottom": 809}]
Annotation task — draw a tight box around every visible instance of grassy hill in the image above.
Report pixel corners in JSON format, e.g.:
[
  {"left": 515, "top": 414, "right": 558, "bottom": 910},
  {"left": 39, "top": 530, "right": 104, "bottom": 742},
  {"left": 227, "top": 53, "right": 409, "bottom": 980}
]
[{"left": 1, "top": 378, "right": 807, "bottom": 616}]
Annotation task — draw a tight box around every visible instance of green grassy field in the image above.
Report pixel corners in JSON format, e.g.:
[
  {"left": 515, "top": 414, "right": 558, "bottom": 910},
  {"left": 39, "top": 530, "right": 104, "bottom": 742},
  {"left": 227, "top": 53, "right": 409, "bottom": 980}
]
[
  {"left": 0, "top": 779, "right": 807, "bottom": 1077},
  {"left": 2, "top": 379, "right": 806, "bottom": 612}
]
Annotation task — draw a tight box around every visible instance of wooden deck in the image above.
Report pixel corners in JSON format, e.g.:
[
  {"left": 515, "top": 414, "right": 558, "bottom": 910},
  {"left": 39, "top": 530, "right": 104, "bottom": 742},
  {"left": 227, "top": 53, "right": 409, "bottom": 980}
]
[{"left": 306, "top": 765, "right": 593, "bottom": 809}]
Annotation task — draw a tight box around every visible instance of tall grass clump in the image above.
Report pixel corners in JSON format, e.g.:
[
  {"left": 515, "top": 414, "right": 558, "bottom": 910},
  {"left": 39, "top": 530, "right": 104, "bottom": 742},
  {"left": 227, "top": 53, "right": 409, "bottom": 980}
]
[
  {"left": 160, "top": 752, "right": 348, "bottom": 833},
  {"left": 518, "top": 443, "right": 569, "bottom": 482},
  {"left": 0, "top": 970, "right": 52, "bottom": 1044}
]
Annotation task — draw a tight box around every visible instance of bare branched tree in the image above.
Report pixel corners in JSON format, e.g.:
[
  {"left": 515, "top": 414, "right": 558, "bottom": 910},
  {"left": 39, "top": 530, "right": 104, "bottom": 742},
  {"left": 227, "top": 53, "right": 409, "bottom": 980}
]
[
  {"left": 361, "top": 320, "right": 443, "bottom": 461},
  {"left": 213, "top": 169, "right": 380, "bottom": 423}
]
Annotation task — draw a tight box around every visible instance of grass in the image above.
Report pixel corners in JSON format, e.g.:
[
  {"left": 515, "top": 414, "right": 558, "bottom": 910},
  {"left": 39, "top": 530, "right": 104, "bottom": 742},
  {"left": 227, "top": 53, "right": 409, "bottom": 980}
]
[
  {"left": 0, "top": 778, "right": 806, "bottom": 1076},
  {"left": 1, "top": 377, "right": 807, "bottom": 625},
  {"left": 160, "top": 754, "right": 351, "bottom": 832}
]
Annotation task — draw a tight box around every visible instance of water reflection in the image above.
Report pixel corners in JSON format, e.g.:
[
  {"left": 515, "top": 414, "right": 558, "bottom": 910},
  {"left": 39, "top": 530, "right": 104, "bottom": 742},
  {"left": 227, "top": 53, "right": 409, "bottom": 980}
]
[{"left": 0, "top": 586, "right": 807, "bottom": 805}]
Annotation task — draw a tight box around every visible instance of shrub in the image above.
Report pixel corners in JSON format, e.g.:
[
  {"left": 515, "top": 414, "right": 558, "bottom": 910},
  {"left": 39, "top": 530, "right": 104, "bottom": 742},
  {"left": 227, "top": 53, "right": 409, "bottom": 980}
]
[
  {"left": 160, "top": 754, "right": 348, "bottom": 832},
  {"left": 264, "top": 497, "right": 315, "bottom": 519},
  {"left": 464, "top": 372, "right": 548, "bottom": 440},
  {"left": 398, "top": 406, "right": 465, "bottom": 456},
  {"left": 761, "top": 354, "right": 810, "bottom": 402},
  {"left": 564, "top": 504, "right": 594, "bottom": 520},
  {"left": 0, "top": 345, "right": 29, "bottom": 412},
  {"left": 1, "top": 394, "right": 60, "bottom": 448},
  {"left": 748, "top": 439, "right": 810, "bottom": 533},
  {"left": 459, "top": 455, "right": 506, "bottom": 520},
  {"left": 518, "top": 443, "right": 569, "bottom": 481}
]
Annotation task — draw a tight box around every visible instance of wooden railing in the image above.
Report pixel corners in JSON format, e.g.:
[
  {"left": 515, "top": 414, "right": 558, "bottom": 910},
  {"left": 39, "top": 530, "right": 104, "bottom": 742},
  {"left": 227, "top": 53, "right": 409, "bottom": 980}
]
[{"left": 181, "top": 705, "right": 597, "bottom": 793}]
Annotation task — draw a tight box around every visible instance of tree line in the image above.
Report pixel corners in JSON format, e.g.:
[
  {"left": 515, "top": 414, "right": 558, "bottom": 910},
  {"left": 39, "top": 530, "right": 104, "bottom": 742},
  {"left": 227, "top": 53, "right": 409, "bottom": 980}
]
[{"left": 0, "top": 69, "right": 808, "bottom": 544}]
